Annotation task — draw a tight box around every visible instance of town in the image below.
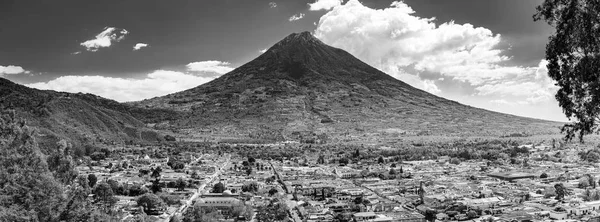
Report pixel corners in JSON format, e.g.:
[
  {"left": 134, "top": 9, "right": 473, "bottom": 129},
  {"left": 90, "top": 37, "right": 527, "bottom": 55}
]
[{"left": 75, "top": 138, "right": 600, "bottom": 222}]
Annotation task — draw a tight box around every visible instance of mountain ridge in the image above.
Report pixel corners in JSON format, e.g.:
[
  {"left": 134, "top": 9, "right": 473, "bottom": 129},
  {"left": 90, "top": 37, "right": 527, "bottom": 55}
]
[{"left": 0, "top": 77, "right": 179, "bottom": 149}]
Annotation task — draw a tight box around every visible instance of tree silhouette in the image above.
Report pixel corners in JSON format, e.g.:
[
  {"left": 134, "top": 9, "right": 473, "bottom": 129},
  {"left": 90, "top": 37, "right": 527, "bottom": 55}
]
[{"left": 534, "top": 0, "right": 600, "bottom": 142}]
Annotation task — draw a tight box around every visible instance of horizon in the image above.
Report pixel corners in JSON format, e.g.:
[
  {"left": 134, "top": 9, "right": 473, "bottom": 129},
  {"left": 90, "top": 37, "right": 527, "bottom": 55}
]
[{"left": 0, "top": 0, "right": 564, "bottom": 122}]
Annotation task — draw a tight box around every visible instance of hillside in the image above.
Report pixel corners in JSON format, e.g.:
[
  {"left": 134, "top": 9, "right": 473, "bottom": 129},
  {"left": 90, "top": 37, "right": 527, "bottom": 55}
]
[
  {"left": 0, "top": 78, "right": 177, "bottom": 148},
  {"left": 133, "top": 32, "right": 562, "bottom": 143}
]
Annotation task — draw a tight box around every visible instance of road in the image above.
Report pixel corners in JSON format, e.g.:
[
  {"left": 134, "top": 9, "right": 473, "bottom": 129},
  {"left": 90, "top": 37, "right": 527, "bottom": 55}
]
[
  {"left": 269, "top": 162, "right": 301, "bottom": 222},
  {"left": 161, "top": 154, "right": 230, "bottom": 221}
]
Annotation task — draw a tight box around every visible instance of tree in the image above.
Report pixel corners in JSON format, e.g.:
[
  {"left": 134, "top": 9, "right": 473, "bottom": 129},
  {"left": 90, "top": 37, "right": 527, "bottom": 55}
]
[
  {"left": 183, "top": 205, "right": 222, "bottom": 222},
  {"left": 231, "top": 204, "right": 253, "bottom": 220},
  {"left": 107, "top": 179, "right": 124, "bottom": 195},
  {"left": 339, "top": 158, "right": 349, "bottom": 165},
  {"left": 88, "top": 174, "right": 98, "bottom": 188},
  {"left": 587, "top": 174, "right": 597, "bottom": 189},
  {"left": 151, "top": 167, "right": 162, "bottom": 178},
  {"left": 211, "top": 182, "right": 225, "bottom": 193},
  {"left": 534, "top": 0, "right": 600, "bottom": 142},
  {"left": 424, "top": 209, "right": 437, "bottom": 222},
  {"left": 47, "top": 139, "right": 78, "bottom": 184},
  {"left": 266, "top": 176, "right": 275, "bottom": 184},
  {"left": 378, "top": 156, "right": 384, "bottom": 164},
  {"left": 389, "top": 168, "right": 397, "bottom": 175},
  {"left": 255, "top": 199, "right": 289, "bottom": 222},
  {"left": 150, "top": 178, "right": 163, "bottom": 193},
  {"left": 176, "top": 178, "right": 187, "bottom": 191},
  {"left": 136, "top": 193, "right": 166, "bottom": 215},
  {"left": 246, "top": 167, "right": 253, "bottom": 176},
  {"left": 93, "top": 182, "right": 117, "bottom": 213},
  {"left": 242, "top": 182, "right": 259, "bottom": 193},
  {"left": 268, "top": 187, "right": 278, "bottom": 196},
  {"left": 554, "top": 183, "right": 571, "bottom": 201},
  {"left": 317, "top": 155, "right": 326, "bottom": 164},
  {"left": 540, "top": 173, "right": 548, "bottom": 179},
  {"left": 391, "top": 163, "right": 397, "bottom": 168},
  {"left": 0, "top": 110, "right": 66, "bottom": 221},
  {"left": 353, "top": 148, "right": 360, "bottom": 158}
]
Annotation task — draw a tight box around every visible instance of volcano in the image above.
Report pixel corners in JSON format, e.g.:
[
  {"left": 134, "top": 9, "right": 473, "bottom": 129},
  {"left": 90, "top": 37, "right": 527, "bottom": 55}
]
[{"left": 134, "top": 32, "right": 560, "bottom": 143}]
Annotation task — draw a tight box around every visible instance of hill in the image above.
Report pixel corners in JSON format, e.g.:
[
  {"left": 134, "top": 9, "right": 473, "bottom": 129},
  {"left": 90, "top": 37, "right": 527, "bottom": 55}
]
[
  {"left": 133, "top": 32, "right": 562, "bottom": 143},
  {"left": 0, "top": 77, "right": 178, "bottom": 149}
]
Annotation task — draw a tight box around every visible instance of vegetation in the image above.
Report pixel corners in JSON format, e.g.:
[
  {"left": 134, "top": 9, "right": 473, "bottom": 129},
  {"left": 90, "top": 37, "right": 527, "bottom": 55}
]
[
  {"left": 136, "top": 193, "right": 166, "bottom": 215},
  {"left": 534, "top": 0, "right": 600, "bottom": 142},
  {"left": 211, "top": 182, "right": 226, "bottom": 193},
  {"left": 255, "top": 198, "right": 289, "bottom": 222}
]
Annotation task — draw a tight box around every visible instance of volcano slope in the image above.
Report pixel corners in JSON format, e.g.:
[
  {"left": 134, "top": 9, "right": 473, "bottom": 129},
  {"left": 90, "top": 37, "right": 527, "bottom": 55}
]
[{"left": 133, "top": 32, "right": 561, "bottom": 143}]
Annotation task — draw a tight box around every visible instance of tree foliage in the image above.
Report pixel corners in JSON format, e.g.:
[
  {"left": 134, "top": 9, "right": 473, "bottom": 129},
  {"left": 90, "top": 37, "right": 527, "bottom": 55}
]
[
  {"left": 255, "top": 198, "right": 289, "bottom": 222},
  {"left": 136, "top": 193, "right": 166, "bottom": 215},
  {"left": 534, "top": 0, "right": 600, "bottom": 142},
  {"left": 211, "top": 182, "right": 225, "bottom": 193},
  {"left": 0, "top": 110, "right": 66, "bottom": 221}
]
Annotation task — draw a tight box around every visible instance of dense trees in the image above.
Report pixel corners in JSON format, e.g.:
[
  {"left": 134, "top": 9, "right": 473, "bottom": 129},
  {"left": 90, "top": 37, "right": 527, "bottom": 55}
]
[
  {"left": 136, "top": 193, "right": 166, "bottom": 215},
  {"left": 534, "top": 0, "right": 600, "bottom": 142},
  {"left": 242, "top": 182, "right": 259, "bottom": 193},
  {"left": 176, "top": 178, "right": 187, "bottom": 191},
  {"left": 0, "top": 110, "right": 66, "bottom": 221},
  {"left": 255, "top": 198, "right": 289, "bottom": 222},
  {"left": 183, "top": 205, "right": 222, "bottom": 222},
  {"left": 93, "top": 182, "right": 117, "bottom": 213}
]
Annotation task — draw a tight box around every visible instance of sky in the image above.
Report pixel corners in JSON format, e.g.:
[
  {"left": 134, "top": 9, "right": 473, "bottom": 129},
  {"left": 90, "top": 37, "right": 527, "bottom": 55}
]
[{"left": 0, "top": 0, "right": 565, "bottom": 122}]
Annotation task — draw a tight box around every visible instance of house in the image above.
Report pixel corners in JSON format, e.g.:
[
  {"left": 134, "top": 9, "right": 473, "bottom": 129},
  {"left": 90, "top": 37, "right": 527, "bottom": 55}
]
[{"left": 354, "top": 212, "right": 377, "bottom": 221}]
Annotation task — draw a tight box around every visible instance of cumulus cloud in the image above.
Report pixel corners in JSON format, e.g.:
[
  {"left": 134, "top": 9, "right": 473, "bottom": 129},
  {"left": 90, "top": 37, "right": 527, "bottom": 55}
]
[
  {"left": 313, "top": 0, "right": 555, "bottom": 102},
  {"left": 26, "top": 70, "right": 215, "bottom": 102},
  {"left": 269, "top": 2, "right": 277, "bottom": 8},
  {"left": 289, "top": 13, "right": 305, "bottom": 22},
  {"left": 133, "top": 43, "right": 149, "bottom": 51},
  {"left": 80, "top": 27, "right": 129, "bottom": 52},
  {"left": 186, "top": 60, "right": 234, "bottom": 75},
  {"left": 475, "top": 60, "right": 558, "bottom": 104},
  {"left": 0, "top": 65, "right": 27, "bottom": 75},
  {"left": 309, "top": 0, "right": 342, "bottom": 11}
]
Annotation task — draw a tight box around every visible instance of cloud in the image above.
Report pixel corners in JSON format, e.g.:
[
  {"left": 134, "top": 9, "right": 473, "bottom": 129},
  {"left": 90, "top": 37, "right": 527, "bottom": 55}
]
[
  {"left": 26, "top": 70, "right": 216, "bottom": 102},
  {"left": 259, "top": 48, "right": 268, "bottom": 53},
  {"left": 71, "top": 51, "right": 81, "bottom": 55},
  {"left": 269, "top": 2, "right": 277, "bottom": 8},
  {"left": 133, "top": 43, "right": 149, "bottom": 51},
  {"left": 475, "top": 60, "right": 558, "bottom": 104},
  {"left": 289, "top": 13, "right": 305, "bottom": 22},
  {"left": 313, "top": 0, "right": 555, "bottom": 101},
  {"left": 186, "top": 60, "right": 234, "bottom": 75},
  {"left": 80, "top": 27, "right": 129, "bottom": 52},
  {"left": 0, "top": 65, "right": 27, "bottom": 75},
  {"left": 309, "top": 0, "right": 342, "bottom": 11}
]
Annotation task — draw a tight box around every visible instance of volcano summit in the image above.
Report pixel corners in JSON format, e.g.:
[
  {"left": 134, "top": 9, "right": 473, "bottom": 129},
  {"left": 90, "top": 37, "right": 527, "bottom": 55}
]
[{"left": 134, "top": 32, "right": 560, "bottom": 143}]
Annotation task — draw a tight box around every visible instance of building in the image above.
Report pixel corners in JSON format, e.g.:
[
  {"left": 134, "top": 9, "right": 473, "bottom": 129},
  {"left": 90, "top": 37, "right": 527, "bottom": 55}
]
[{"left": 488, "top": 172, "right": 535, "bottom": 181}]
